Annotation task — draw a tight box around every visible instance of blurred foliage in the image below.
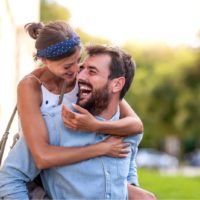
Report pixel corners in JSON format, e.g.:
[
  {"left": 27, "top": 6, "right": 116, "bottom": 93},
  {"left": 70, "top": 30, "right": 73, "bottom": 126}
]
[
  {"left": 75, "top": 28, "right": 110, "bottom": 45},
  {"left": 40, "top": 0, "right": 110, "bottom": 45},
  {"left": 40, "top": 0, "right": 71, "bottom": 23},
  {"left": 124, "top": 42, "right": 200, "bottom": 155},
  {"left": 41, "top": 0, "right": 200, "bottom": 156}
]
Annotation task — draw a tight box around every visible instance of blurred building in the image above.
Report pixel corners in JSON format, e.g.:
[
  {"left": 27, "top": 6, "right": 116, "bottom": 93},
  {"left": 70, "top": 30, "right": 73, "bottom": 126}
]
[
  {"left": 164, "top": 136, "right": 181, "bottom": 157},
  {"left": 0, "top": 0, "right": 40, "bottom": 157}
]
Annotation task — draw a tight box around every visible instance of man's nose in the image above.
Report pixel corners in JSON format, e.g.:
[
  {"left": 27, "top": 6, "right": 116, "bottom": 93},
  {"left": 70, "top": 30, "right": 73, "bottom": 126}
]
[{"left": 77, "top": 69, "right": 88, "bottom": 81}]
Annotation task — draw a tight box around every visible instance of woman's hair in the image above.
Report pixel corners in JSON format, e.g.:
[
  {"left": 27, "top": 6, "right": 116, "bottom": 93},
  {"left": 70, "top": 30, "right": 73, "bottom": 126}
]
[{"left": 25, "top": 21, "right": 80, "bottom": 61}]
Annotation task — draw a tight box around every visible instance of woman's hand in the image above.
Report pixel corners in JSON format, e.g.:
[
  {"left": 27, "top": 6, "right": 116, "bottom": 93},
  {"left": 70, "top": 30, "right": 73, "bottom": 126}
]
[
  {"left": 101, "top": 136, "right": 130, "bottom": 158},
  {"left": 61, "top": 104, "right": 100, "bottom": 132}
]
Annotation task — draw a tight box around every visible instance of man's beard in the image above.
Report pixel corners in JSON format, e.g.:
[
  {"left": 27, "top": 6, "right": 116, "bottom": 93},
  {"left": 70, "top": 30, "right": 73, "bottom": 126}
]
[{"left": 76, "top": 83, "right": 110, "bottom": 116}]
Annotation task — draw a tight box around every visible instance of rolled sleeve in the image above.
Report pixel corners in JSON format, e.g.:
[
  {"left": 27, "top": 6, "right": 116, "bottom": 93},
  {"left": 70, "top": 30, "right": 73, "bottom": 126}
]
[{"left": 127, "top": 133, "right": 143, "bottom": 186}]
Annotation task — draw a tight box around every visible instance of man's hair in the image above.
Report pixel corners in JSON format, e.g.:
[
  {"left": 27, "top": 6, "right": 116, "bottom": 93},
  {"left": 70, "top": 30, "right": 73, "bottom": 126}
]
[{"left": 85, "top": 44, "right": 136, "bottom": 99}]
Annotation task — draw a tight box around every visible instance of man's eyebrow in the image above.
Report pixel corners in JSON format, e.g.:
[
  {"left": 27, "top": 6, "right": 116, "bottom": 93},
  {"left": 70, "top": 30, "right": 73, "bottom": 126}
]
[{"left": 88, "top": 65, "right": 99, "bottom": 71}]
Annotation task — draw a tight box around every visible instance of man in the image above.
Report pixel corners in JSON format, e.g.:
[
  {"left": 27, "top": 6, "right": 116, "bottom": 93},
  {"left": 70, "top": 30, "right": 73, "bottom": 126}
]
[{"left": 0, "top": 44, "right": 155, "bottom": 199}]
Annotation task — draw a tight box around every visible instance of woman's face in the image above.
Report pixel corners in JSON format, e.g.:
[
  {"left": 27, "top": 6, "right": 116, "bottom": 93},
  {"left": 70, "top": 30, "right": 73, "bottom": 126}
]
[{"left": 45, "top": 47, "right": 81, "bottom": 85}]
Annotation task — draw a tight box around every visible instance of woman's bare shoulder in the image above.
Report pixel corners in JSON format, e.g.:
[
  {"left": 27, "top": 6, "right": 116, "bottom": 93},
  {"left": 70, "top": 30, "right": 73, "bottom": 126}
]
[{"left": 19, "top": 67, "right": 46, "bottom": 87}]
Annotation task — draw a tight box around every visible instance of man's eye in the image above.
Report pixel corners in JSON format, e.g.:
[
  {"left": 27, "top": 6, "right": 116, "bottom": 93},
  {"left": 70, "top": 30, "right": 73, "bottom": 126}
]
[
  {"left": 89, "top": 70, "right": 96, "bottom": 74},
  {"left": 78, "top": 66, "right": 84, "bottom": 73}
]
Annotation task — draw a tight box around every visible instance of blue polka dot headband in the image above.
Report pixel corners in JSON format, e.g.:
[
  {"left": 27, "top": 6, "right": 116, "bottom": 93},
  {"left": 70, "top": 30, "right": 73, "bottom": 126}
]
[{"left": 37, "top": 32, "right": 80, "bottom": 58}]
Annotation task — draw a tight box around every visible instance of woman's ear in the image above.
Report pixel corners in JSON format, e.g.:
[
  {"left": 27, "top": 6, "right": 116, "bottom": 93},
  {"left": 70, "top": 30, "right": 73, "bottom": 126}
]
[
  {"left": 42, "top": 58, "right": 47, "bottom": 65},
  {"left": 111, "top": 77, "right": 125, "bottom": 93}
]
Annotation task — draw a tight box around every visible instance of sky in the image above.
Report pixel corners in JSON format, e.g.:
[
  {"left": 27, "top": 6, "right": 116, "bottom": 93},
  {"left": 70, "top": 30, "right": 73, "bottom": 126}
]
[{"left": 56, "top": 0, "right": 200, "bottom": 47}]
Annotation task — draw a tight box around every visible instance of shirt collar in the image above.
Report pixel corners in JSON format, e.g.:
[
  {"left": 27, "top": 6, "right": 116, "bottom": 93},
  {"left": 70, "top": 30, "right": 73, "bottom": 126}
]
[{"left": 95, "top": 106, "right": 120, "bottom": 122}]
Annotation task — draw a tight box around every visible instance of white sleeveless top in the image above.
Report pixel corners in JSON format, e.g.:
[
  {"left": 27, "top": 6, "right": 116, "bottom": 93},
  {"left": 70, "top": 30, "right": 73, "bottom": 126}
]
[
  {"left": 40, "top": 83, "right": 78, "bottom": 113},
  {"left": 25, "top": 74, "right": 78, "bottom": 113},
  {"left": 18, "top": 74, "right": 78, "bottom": 135}
]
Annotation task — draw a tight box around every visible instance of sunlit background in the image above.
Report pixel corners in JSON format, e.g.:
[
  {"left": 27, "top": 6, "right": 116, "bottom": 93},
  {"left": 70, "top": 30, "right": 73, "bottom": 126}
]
[
  {"left": 1, "top": 0, "right": 200, "bottom": 199},
  {"left": 57, "top": 0, "right": 200, "bottom": 47}
]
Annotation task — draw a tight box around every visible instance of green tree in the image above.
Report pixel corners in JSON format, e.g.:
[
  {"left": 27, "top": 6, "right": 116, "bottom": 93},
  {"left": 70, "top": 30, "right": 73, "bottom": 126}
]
[
  {"left": 40, "top": 0, "right": 71, "bottom": 23},
  {"left": 76, "top": 28, "right": 110, "bottom": 45},
  {"left": 40, "top": 0, "right": 110, "bottom": 46},
  {"left": 124, "top": 42, "right": 199, "bottom": 155}
]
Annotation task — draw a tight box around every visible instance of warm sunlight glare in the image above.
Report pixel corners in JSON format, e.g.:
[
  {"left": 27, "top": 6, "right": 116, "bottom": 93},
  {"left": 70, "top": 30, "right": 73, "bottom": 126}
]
[{"left": 53, "top": 0, "right": 200, "bottom": 46}]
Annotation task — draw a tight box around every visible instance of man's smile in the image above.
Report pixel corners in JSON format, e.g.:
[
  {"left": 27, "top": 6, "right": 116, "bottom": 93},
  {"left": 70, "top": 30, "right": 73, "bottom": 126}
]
[{"left": 78, "top": 82, "right": 92, "bottom": 99}]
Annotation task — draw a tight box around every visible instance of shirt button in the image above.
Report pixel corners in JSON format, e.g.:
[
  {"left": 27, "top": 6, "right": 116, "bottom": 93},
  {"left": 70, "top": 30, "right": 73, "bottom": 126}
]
[
  {"left": 106, "top": 194, "right": 110, "bottom": 198},
  {"left": 105, "top": 171, "right": 110, "bottom": 176}
]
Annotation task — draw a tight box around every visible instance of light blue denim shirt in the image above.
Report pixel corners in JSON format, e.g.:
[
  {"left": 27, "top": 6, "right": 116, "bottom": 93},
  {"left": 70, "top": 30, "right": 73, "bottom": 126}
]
[{"left": 0, "top": 105, "right": 143, "bottom": 200}]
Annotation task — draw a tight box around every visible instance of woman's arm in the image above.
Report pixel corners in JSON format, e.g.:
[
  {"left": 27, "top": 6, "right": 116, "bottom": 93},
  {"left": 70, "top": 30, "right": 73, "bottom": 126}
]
[
  {"left": 128, "top": 184, "right": 156, "bottom": 200},
  {"left": 62, "top": 99, "right": 143, "bottom": 136},
  {"left": 99, "top": 99, "right": 143, "bottom": 136},
  {"left": 17, "top": 78, "right": 129, "bottom": 169}
]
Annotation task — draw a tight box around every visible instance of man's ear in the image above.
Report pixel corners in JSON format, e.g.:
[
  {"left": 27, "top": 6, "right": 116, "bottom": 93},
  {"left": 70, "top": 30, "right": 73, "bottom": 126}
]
[{"left": 111, "top": 77, "right": 125, "bottom": 93}]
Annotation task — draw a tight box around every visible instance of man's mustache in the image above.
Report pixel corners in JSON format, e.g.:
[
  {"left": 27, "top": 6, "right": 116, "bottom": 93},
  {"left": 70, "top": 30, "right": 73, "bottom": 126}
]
[{"left": 78, "top": 80, "right": 93, "bottom": 89}]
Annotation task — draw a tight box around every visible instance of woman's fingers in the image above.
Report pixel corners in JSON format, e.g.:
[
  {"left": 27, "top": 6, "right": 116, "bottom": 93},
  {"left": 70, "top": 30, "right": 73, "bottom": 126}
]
[
  {"left": 62, "top": 104, "right": 99, "bottom": 132},
  {"left": 113, "top": 143, "right": 131, "bottom": 158},
  {"left": 120, "top": 148, "right": 130, "bottom": 154},
  {"left": 62, "top": 105, "right": 81, "bottom": 130},
  {"left": 62, "top": 105, "right": 76, "bottom": 119},
  {"left": 118, "top": 154, "right": 128, "bottom": 158},
  {"left": 72, "top": 104, "right": 89, "bottom": 114},
  {"left": 119, "top": 143, "right": 130, "bottom": 148}
]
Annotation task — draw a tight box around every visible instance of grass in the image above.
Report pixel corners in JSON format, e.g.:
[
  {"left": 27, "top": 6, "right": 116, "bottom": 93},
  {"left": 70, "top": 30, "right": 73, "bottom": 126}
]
[{"left": 138, "top": 168, "right": 200, "bottom": 200}]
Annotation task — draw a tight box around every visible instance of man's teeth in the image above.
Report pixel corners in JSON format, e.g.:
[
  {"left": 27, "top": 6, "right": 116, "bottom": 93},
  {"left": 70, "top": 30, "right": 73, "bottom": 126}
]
[
  {"left": 79, "top": 84, "right": 92, "bottom": 98},
  {"left": 82, "top": 92, "right": 89, "bottom": 96},
  {"left": 80, "top": 85, "right": 91, "bottom": 90}
]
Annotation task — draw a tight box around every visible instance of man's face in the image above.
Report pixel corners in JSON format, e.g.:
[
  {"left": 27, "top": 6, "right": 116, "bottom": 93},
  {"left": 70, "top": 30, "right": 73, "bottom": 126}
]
[{"left": 76, "top": 54, "right": 112, "bottom": 115}]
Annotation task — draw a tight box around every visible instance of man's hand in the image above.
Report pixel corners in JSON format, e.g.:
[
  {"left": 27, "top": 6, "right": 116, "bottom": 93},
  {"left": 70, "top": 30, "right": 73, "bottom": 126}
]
[{"left": 61, "top": 104, "right": 100, "bottom": 132}]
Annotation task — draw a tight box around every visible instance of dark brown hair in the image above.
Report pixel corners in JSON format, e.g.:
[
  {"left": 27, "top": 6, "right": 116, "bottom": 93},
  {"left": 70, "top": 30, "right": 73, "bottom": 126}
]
[
  {"left": 25, "top": 21, "right": 80, "bottom": 61},
  {"left": 86, "top": 44, "right": 136, "bottom": 99}
]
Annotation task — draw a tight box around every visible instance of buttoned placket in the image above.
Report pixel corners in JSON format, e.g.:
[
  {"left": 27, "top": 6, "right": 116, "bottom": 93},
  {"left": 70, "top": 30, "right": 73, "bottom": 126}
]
[
  {"left": 96, "top": 133, "right": 111, "bottom": 199},
  {"left": 99, "top": 157, "right": 111, "bottom": 199},
  {"left": 105, "top": 169, "right": 111, "bottom": 199}
]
